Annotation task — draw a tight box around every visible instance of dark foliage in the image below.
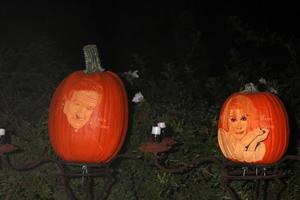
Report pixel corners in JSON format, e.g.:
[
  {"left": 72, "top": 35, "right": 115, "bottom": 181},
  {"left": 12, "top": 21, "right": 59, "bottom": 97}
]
[{"left": 0, "top": 16, "right": 299, "bottom": 199}]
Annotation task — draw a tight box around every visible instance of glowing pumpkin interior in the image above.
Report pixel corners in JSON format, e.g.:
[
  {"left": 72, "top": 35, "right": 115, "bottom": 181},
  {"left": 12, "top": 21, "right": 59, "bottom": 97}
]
[{"left": 218, "top": 92, "right": 289, "bottom": 164}]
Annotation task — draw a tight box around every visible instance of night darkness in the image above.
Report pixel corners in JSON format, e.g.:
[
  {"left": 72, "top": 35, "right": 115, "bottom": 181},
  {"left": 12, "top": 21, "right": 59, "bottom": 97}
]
[
  {"left": 1, "top": 1, "right": 300, "bottom": 199},
  {"left": 1, "top": 0, "right": 299, "bottom": 72}
]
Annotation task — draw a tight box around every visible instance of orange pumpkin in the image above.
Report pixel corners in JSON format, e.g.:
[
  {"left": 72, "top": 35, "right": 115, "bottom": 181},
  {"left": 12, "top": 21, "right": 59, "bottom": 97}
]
[
  {"left": 218, "top": 91, "right": 289, "bottom": 164},
  {"left": 48, "top": 45, "right": 128, "bottom": 163}
]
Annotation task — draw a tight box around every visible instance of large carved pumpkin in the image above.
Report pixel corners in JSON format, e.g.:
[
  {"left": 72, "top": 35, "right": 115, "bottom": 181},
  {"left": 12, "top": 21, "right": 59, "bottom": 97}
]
[
  {"left": 48, "top": 45, "right": 128, "bottom": 163},
  {"left": 218, "top": 91, "right": 289, "bottom": 164}
]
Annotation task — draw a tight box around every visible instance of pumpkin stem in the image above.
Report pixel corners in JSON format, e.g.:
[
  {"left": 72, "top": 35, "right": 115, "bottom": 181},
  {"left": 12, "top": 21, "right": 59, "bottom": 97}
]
[
  {"left": 241, "top": 82, "right": 258, "bottom": 93},
  {"left": 83, "top": 44, "right": 105, "bottom": 73}
]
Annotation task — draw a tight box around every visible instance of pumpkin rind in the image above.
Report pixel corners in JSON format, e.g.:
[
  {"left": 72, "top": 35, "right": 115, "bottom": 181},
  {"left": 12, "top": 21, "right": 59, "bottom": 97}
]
[
  {"left": 218, "top": 92, "right": 289, "bottom": 164},
  {"left": 48, "top": 70, "right": 128, "bottom": 163}
]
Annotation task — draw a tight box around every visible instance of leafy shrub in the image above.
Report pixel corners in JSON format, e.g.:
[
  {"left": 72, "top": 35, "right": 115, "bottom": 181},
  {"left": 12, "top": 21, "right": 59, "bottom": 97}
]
[{"left": 0, "top": 16, "right": 299, "bottom": 200}]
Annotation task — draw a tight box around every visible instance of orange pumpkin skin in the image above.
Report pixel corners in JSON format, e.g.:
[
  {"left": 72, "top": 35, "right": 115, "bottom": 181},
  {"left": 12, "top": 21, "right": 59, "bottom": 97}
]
[
  {"left": 48, "top": 70, "right": 128, "bottom": 163},
  {"left": 218, "top": 92, "right": 289, "bottom": 164}
]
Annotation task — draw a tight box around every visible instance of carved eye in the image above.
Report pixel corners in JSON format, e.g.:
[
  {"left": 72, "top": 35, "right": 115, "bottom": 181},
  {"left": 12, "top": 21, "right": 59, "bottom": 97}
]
[
  {"left": 241, "top": 116, "right": 247, "bottom": 121},
  {"left": 230, "top": 117, "right": 237, "bottom": 122},
  {"left": 86, "top": 106, "right": 94, "bottom": 111},
  {"left": 72, "top": 100, "right": 81, "bottom": 107}
]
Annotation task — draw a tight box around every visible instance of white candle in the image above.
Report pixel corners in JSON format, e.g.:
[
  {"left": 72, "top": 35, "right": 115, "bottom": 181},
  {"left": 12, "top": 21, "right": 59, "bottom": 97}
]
[
  {"left": 0, "top": 128, "right": 5, "bottom": 136},
  {"left": 157, "top": 122, "right": 166, "bottom": 129},
  {"left": 151, "top": 126, "right": 161, "bottom": 135}
]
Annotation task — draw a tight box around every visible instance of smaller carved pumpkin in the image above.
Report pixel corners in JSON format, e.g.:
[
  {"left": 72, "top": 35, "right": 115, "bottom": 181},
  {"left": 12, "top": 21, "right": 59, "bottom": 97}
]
[{"left": 218, "top": 91, "right": 289, "bottom": 164}]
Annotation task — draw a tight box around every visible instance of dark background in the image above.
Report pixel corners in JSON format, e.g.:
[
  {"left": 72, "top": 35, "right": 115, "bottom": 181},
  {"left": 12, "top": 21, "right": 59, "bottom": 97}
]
[{"left": 0, "top": 0, "right": 299, "bottom": 72}]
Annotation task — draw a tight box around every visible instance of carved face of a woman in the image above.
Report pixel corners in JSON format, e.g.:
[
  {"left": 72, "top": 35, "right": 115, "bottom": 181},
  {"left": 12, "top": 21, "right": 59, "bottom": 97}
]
[{"left": 228, "top": 109, "right": 248, "bottom": 140}]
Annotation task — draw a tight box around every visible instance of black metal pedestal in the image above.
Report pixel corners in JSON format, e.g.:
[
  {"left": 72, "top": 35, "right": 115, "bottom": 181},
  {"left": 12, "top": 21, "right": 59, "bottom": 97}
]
[
  {"left": 57, "top": 161, "right": 115, "bottom": 200},
  {"left": 2, "top": 140, "right": 300, "bottom": 200},
  {"left": 220, "top": 156, "right": 300, "bottom": 200}
]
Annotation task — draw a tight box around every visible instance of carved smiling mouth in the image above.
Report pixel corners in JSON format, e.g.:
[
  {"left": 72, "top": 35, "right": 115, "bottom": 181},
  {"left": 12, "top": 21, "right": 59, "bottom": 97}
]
[
  {"left": 235, "top": 130, "right": 245, "bottom": 134},
  {"left": 69, "top": 117, "right": 86, "bottom": 130},
  {"left": 70, "top": 115, "right": 86, "bottom": 127},
  {"left": 72, "top": 114, "right": 85, "bottom": 121},
  {"left": 72, "top": 118, "right": 84, "bottom": 121}
]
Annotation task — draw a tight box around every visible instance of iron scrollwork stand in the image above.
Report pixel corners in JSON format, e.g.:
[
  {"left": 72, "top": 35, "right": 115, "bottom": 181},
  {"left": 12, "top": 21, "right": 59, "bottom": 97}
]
[
  {"left": 1, "top": 140, "right": 300, "bottom": 200},
  {"left": 220, "top": 156, "right": 300, "bottom": 200}
]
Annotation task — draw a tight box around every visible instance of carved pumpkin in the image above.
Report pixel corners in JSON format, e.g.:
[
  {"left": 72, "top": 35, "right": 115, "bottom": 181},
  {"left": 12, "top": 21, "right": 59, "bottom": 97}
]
[
  {"left": 48, "top": 45, "right": 128, "bottom": 163},
  {"left": 218, "top": 91, "right": 289, "bottom": 164}
]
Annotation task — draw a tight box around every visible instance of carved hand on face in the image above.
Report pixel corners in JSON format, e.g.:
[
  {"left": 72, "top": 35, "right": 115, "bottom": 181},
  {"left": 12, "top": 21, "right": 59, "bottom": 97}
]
[{"left": 63, "top": 90, "right": 99, "bottom": 131}]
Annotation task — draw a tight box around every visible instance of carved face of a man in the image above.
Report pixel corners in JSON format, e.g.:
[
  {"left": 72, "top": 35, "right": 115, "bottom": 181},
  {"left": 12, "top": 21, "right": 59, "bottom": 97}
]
[
  {"left": 63, "top": 90, "right": 100, "bottom": 131},
  {"left": 228, "top": 109, "right": 248, "bottom": 139}
]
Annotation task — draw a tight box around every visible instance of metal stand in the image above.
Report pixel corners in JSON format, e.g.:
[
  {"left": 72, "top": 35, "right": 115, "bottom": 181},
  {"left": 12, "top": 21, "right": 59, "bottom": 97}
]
[
  {"left": 0, "top": 144, "right": 17, "bottom": 169},
  {"left": 221, "top": 155, "right": 300, "bottom": 200},
  {"left": 2, "top": 140, "right": 300, "bottom": 200},
  {"left": 56, "top": 152, "right": 145, "bottom": 200},
  {"left": 3, "top": 147, "right": 142, "bottom": 200},
  {"left": 5, "top": 154, "right": 117, "bottom": 200},
  {"left": 57, "top": 161, "right": 115, "bottom": 200}
]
